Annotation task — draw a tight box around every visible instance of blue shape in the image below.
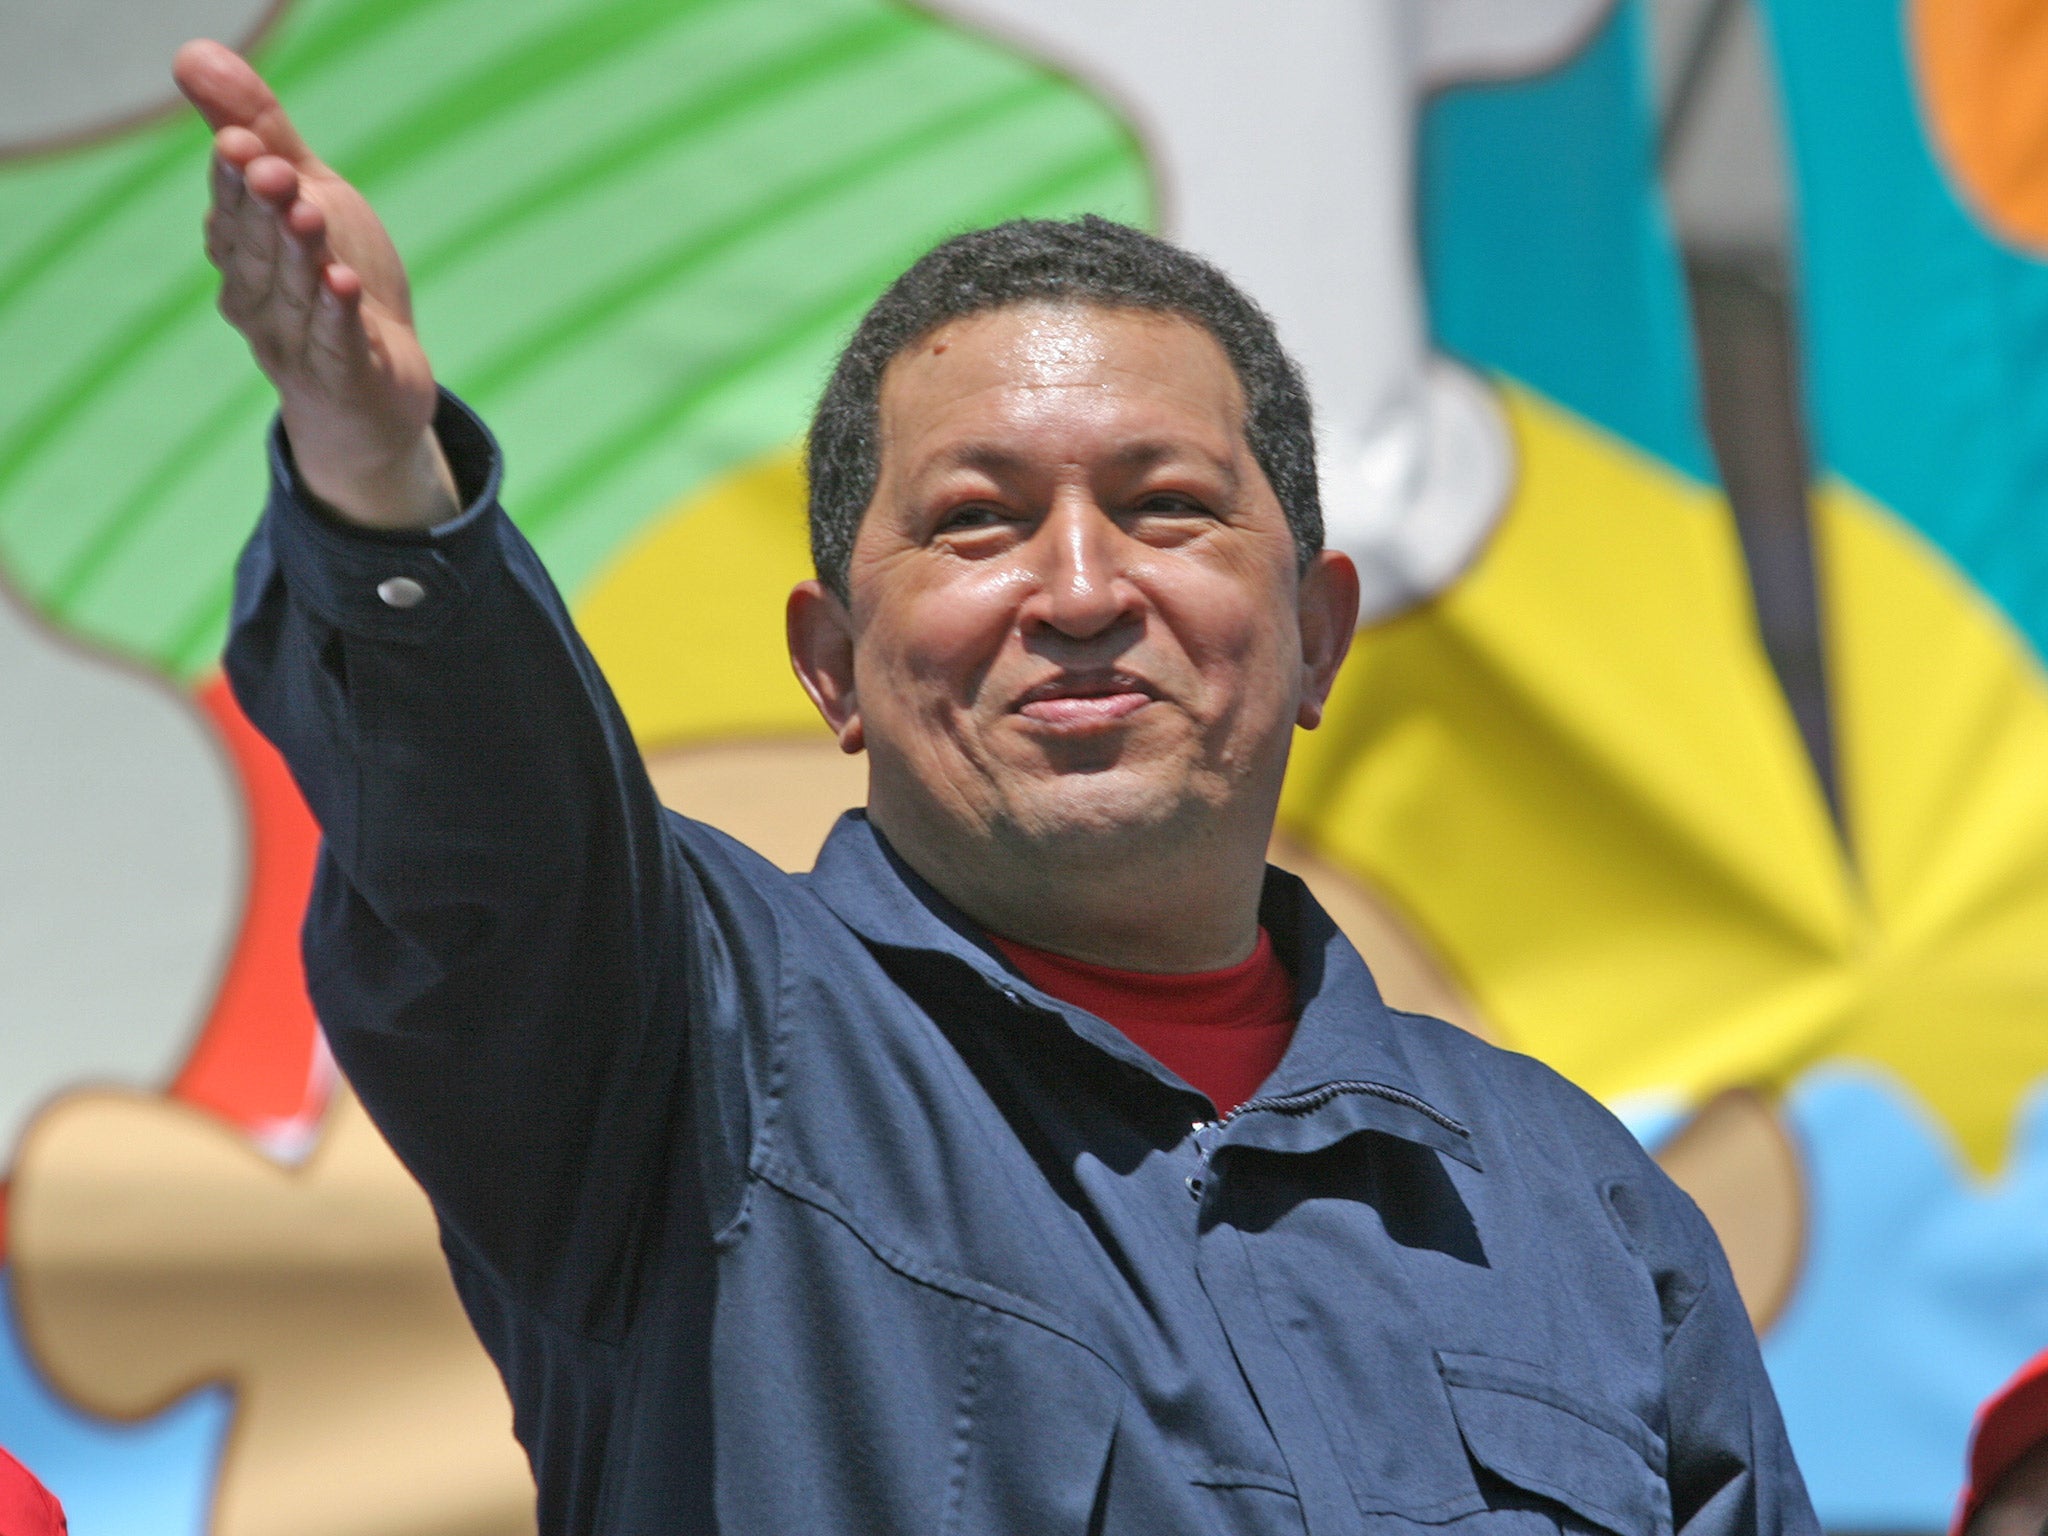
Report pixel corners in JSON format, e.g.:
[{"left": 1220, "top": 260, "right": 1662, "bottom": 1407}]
[
  {"left": 1761, "top": 0, "right": 2048, "bottom": 666},
  {"left": 0, "top": 1263, "right": 229, "bottom": 1536},
  {"left": 1611, "top": 1092, "right": 1687, "bottom": 1154},
  {"left": 1765, "top": 1069, "right": 2048, "bottom": 1531},
  {"left": 1418, "top": 0, "right": 1714, "bottom": 483}
]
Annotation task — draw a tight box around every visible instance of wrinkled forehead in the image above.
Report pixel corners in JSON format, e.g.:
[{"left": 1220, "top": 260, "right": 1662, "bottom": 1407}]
[{"left": 873, "top": 300, "right": 1249, "bottom": 463}]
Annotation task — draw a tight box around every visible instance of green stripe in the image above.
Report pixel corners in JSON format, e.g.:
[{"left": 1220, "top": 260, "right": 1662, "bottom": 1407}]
[
  {"left": 330, "top": 0, "right": 729, "bottom": 188},
  {"left": 158, "top": 140, "right": 1132, "bottom": 677},
  {"left": 0, "top": 267, "right": 213, "bottom": 512},
  {"left": 262, "top": 0, "right": 484, "bottom": 87},
  {"left": 44, "top": 378, "right": 270, "bottom": 611},
  {"left": 515, "top": 139, "right": 1131, "bottom": 534},
  {"left": 29, "top": 14, "right": 934, "bottom": 610},
  {"left": 460, "top": 77, "right": 1055, "bottom": 401},
  {"left": 403, "top": 8, "right": 919, "bottom": 282},
  {"left": 0, "top": 0, "right": 475, "bottom": 318},
  {"left": 0, "top": 129, "right": 202, "bottom": 316},
  {"left": 0, "top": 0, "right": 731, "bottom": 510}
]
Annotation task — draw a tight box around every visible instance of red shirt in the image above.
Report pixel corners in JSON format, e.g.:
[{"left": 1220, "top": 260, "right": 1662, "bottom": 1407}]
[
  {"left": 0, "top": 1448, "right": 65, "bottom": 1536},
  {"left": 992, "top": 927, "right": 1296, "bottom": 1116}
]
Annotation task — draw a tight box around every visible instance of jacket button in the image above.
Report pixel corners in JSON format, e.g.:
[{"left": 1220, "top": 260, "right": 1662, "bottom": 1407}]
[{"left": 377, "top": 576, "right": 427, "bottom": 609}]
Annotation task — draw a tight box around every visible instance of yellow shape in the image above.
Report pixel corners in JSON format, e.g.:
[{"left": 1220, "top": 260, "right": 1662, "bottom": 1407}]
[
  {"left": 1286, "top": 384, "right": 1856, "bottom": 1104},
  {"left": 1821, "top": 479, "right": 2048, "bottom": 1170},
  {"left": 575, "top": 447, "right": 828, "bottom": 750},
  {"left": 11, "top": 1086, "right": 534, "bottom": 1536},
  {"left": 1285, "top": 383, "right": 2048, "bottom": 1173}
]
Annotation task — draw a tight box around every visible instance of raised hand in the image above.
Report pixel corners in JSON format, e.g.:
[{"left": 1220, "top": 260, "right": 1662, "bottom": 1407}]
[{"left": 174, "top": 39, "right": 458, "bottom": 530}]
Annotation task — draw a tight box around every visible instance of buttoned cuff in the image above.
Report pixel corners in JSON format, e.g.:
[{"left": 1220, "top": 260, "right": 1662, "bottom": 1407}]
[{"left": 262, "top": 389, "right": 506, "bottom": 644}]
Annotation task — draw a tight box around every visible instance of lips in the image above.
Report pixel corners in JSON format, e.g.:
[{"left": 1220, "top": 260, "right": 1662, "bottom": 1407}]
[{"left": 1013, "top": 672, "right": 1157, "bottom": 727}]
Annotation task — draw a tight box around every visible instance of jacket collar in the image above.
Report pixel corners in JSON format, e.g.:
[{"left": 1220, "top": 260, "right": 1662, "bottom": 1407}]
[{"left": 802, "top": 812, "right": 1477, "bottom": 1171}]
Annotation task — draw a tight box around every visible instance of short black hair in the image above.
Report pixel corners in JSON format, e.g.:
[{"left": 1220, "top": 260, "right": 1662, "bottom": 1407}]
[{"left": 805, "top": 215, "right": 1321, "bottom": 602}]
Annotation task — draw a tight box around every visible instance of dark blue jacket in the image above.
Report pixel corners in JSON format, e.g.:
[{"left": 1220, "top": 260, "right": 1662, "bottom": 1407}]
[{"left": 226, "top": 394, "right": 1820, "bottom": 1536}]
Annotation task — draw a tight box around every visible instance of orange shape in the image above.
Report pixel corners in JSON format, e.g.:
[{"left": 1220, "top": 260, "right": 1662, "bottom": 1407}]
[{"left": 1912, "top": 0, "right": 2048, "bottom": 252}]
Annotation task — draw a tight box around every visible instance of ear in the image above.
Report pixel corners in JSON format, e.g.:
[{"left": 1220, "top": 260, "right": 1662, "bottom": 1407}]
[
  {"left": 1294, "top": 550, "right": 1360, "bottom": 731},
  {"left": 788, "top": 579, "right": 865, "bottom": 753}
]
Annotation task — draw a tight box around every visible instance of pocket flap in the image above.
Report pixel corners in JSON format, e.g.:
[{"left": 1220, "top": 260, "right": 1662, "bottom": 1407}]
[{"left": 1437, "top": 1351, "right": 1671, "bottom": 1536}]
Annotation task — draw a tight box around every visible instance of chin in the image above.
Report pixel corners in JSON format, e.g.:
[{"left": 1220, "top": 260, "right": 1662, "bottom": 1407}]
[{"left": 995, "top": 770, "right": 1214, "bottom": 850}]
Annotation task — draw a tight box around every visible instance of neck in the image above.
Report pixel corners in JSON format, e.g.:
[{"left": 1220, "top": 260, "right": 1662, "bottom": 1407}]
[{"left": 869, "top": 790, "right": 1274, "bottom": 974}]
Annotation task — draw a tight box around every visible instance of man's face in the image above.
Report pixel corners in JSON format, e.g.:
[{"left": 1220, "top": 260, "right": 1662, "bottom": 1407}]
[{"left": 795, "top": 301, "right": 1354, "bottom": 862}]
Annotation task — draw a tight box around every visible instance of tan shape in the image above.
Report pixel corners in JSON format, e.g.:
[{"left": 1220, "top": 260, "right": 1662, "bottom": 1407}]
[
  {"left": 646, "top": 735, "right": 864, "bottom": 874},
  {"left": 1652, "top": 1087, "right": 1806, "bottom": 1331},
  {"left": 1267, "top": 834, "right": 1493, "bottom": 1041},
  {"left": 11, "top": 1087, "right": 534, "bottom": 1536},
  {"left": 645, "top": 738, "right": 1494, "bottom": 1042}
]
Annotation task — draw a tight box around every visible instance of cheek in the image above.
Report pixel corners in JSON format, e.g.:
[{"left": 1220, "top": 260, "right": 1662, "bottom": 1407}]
[
  {"left": 1158, "top": 573, "right": 1300, "bottom": 689},
  {"left": 858, "top": 570, "right": 1028, "bottom": 706}
]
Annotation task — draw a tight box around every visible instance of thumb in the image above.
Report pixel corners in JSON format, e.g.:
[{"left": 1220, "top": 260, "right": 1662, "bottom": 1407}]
[{"left": 173, "top": 39, "right": 318, "bottom": 167}]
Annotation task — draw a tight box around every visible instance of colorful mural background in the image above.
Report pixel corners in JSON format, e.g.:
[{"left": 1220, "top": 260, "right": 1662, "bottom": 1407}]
[{"left": 3, "top": 1, "right": 2047, "bottom": 1530}]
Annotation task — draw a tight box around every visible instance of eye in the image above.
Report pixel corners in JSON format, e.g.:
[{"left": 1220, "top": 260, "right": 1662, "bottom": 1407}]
[
  {"left": 938, "top": 504, "right": 1008, "bottom": 531},
  {"left": 1130, "top": 491, "right": 1212, "bottom": 517}
]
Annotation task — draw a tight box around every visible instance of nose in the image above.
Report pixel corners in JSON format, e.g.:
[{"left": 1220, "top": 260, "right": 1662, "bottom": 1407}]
[{"left": 1019, "top": 491, "right": 1140, "bottom": 641}]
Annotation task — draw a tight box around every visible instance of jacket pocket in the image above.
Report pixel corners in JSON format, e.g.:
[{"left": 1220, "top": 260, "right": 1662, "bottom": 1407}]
[{"left": 1437, "top": 1351, "right": 1672, "bottom": 1536}]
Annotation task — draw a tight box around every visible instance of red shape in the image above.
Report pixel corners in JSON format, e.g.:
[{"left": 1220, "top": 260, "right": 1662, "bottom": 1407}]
[
  {"left": 0, "top": 1445, "right": 66, "bottom": 1536},
  {"left": 170, "top": 676, "right": 325, "bottom": 1131},
  {"left": 991, "top": 929, "right": 1297, "bottom": 1117},
  {"left": 1957, "top": 1349, "right": 2048, "bottom": 1536}
]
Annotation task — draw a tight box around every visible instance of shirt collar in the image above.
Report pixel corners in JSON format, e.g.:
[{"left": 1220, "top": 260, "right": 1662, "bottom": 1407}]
[{"left": 802, "top": 811, "right": 1477, "bottom": 1170}]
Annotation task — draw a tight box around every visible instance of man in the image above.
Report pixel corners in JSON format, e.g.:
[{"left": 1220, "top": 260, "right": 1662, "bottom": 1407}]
[{"left": 175, "top": 36, "right": 1818, "bottom": 1536}]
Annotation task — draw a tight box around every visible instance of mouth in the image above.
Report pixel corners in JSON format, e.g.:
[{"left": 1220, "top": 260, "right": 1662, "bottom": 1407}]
[{"left": 1013, "top": 671, "right": 1158, "bottom": 728}]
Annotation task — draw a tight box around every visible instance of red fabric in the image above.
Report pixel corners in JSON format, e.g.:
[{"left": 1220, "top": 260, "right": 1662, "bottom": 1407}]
[
  {"left": 993, "top": 928, "right": 1296, "bottom": 1116},
  {"left": 0, "top": 1447, "right": 65, "bottom": 1536},
  {"left": 1956, "top": 1349, "right": 2048, "bottom": 1536}
]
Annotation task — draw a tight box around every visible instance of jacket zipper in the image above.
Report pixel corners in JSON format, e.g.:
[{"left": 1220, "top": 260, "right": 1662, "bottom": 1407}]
[
  {"left": 1217, "top": 1079, "right": 1469, "bottom": 1137},
  {"left": 1185, "top": 1081, "right": 1468, "bottom": 1200}
]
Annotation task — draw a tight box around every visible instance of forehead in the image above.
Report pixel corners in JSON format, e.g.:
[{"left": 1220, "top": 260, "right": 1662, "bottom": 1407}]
[{"left": 874, "top": 302, "right": 1247, "bottom": 462}]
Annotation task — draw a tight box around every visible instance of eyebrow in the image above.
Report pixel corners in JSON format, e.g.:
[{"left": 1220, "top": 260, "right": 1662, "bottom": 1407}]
[{"left": 919, "top": 438, "right": 1242, "bottom": 490}]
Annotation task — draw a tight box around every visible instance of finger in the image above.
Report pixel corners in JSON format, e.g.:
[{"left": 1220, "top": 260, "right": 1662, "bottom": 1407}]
[
  {"left": 323, "top": 262, "right": 363, "bottom": 306},
  {"left": 284, "top": 195, "right": 327, "bottom": 245},
  {"left": 306, "top": 270, "right": 373, "bottom": 384},
  {"left": 204, "top": 206, "right": 234, "bottom": 271},
  {"left": 241, "top": 152, "right": 300, "bottom": 211},
  {"left": 173, "top": 40, "right": 317, "bottom": 167},
  {"left": 221, "top": 171, "right": 286, "bottom": 327},
  {"left": 273, "top": 226, "right": 328, "bottom": 357},
  {"left": 212, "top": 124, "right": 265, "bottom": 172},
  {"left": 209, "top": 145, "right": 247, "bottom": 213},
  {"left": 281, "top": 230, "right": 320, "bottom": 308},
  {"left": 205, "top": 154, "right": 248, "bottom": 269}
]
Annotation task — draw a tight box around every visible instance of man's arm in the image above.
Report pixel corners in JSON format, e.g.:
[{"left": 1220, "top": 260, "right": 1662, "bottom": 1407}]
[{"left": 180, "top": 43, "right": 753, "bottom": 1335}]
